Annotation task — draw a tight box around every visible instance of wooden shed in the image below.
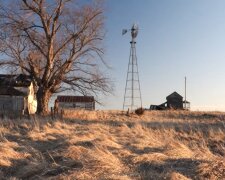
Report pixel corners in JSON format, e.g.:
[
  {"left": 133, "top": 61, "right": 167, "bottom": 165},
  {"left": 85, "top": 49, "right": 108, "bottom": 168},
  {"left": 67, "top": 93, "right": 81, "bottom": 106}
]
[
  {"left": 166, "top": 92, "right": 183, "bottom": 109},
  {"left": 150, "top": 91, "right": 190, "bottom": 110},
  {"left": 0, "top": 74, "right": 37, "bottom": 116},
  {"left": 57, "top": 96, "right": 95, "bottom": 110}
]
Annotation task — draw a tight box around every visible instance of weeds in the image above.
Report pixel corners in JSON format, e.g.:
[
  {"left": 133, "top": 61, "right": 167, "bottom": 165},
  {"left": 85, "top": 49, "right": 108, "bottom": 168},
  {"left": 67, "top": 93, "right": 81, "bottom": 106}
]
[
  {"left": 135, "top": 107, "right": 145, "bottom": 115},
  {"left": 0, "top": 110, "right": 224, "bottom": 179}
]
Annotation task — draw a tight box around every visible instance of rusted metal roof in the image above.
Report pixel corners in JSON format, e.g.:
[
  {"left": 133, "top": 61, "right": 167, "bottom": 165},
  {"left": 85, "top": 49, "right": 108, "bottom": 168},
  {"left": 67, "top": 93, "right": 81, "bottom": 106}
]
[
  {"left": 57, "top": 96, "right": 94, "bottom": 103},
  {"left": 0, "top": 86, "right": 26, "bottom": 96}
]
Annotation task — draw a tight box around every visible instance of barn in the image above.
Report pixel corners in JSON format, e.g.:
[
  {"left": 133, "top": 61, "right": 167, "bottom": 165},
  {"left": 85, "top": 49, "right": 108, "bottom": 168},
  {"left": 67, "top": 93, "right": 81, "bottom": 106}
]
[
  {"left": 56, "top": 96, "right": 95, "bottom": 110},
  {"left": 0, "top": 74, "right": 37, "bottom": 116}
]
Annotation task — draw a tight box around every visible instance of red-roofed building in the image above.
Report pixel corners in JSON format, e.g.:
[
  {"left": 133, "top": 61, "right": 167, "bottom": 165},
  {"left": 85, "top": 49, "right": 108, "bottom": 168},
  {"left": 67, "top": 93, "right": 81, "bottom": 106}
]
[{"left": 57, "top": 96, "right": 95, "bottom": 110}]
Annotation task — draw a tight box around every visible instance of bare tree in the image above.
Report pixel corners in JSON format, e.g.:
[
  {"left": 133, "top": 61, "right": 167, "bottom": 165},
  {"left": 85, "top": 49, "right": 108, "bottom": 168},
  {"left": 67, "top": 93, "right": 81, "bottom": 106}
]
[{"left": 0, "top": 0, "right": 111, "bottom": 114}]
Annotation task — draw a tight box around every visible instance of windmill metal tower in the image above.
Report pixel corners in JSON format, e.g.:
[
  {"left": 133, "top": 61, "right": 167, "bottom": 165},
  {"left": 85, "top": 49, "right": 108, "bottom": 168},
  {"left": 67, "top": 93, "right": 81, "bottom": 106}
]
[{"left": 122, "top": 24, "right": 142, "bottom": 111}]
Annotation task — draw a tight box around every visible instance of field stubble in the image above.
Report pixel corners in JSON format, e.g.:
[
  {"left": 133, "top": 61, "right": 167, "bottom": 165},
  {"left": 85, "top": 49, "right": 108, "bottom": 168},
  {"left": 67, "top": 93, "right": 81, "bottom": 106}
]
[{"left": 0, "top": 110, "right": 224, "bottom": 179}]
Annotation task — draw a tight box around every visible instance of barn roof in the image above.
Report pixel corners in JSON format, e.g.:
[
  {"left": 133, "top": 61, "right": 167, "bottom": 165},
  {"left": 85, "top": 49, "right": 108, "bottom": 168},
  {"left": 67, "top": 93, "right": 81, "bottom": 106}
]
[
  {"left": 57, "top": 96, "right": 94, "bottom": 103},
  {"left": 0, "top": 86, "right": 26, "bottom": 96},
  {"left": 166, "top": 92, "right": 183, "bottom": 99}
]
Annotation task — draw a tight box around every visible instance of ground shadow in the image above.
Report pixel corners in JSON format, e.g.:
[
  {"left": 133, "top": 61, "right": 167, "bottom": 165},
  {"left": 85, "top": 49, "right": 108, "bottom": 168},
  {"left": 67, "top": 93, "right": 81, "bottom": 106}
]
[
  {"left": 136, "top": 158, "right": 208, "bottom": 180},
  {"left": 125, "top": 145, "right": 166, "bottom": 155},
  {"left": 63, "top": 117, "right": 224, "bottom": 134},
  {"left": 0, "top": 131, "right": 83, "bottom": 179},
  {"left": 160, "top": 112, "right": 225, "bottom": 121}
]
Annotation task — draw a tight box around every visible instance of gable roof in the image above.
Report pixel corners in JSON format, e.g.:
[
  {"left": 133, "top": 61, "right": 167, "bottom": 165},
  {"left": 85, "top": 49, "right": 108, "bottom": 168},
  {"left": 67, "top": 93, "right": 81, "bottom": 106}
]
[
  {"left": 57, "top": 96, "right": 94, "bottom": 103},
  {"left": 0, "top": 86, "right": 26, "bottom": 96},
  {"left": 0, "top": 74, "right": 32, "bottom": 87},
  {"left": 166, "top": 92, "right": 183, "bottom": 99}
]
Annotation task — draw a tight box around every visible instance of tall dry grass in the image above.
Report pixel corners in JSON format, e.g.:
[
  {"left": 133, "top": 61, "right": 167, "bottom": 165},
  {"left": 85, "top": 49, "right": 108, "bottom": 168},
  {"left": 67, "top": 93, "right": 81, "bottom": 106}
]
[{"left": 0, "top": 110, "right": 224, "bottom": 179}]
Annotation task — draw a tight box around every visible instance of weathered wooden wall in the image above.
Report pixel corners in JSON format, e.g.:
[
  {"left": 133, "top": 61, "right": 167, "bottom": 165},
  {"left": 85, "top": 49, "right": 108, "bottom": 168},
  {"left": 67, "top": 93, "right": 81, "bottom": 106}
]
[
  {"left": 0, "top": 96, "right": 24, "bottom": 115},
  {"left": 59, "top": 102, "right": 95, "bottom": 110},
  {"left": 167, "top": 97, "right": 183, "bottom": 109}
]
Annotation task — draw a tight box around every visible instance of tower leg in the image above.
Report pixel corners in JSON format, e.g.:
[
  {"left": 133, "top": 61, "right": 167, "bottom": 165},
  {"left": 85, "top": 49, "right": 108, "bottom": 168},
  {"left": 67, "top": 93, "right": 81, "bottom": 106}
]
[{"left": 123, "top": 40, "right": 142, "bottom": 111}]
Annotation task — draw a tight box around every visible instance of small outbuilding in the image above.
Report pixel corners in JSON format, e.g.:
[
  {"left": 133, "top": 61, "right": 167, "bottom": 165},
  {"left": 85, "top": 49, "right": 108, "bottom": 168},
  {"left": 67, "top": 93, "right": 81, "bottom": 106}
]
[
  {"left": 150, "top": 91, "right": 190, "bottom": 110},
  {"left": 56, "top": 96, "right": 95, "bottom": 110},
  {"left": 166, "top": 92, "right": 183, "bottom": 109}
]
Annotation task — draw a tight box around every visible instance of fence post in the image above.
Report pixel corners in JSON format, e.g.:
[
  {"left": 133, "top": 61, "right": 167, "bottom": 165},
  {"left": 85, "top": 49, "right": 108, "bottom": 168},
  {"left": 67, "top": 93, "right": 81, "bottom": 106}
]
[{"left": 126, "top": 108, "right": 130, "bottom": 116}]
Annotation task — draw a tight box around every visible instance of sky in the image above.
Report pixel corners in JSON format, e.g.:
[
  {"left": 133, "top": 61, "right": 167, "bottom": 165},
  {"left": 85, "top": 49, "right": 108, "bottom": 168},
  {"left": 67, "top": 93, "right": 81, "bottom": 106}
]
[
  {"left": 1, "top": 0, "right": 225, "bottom": 111},
  {"left": 101, "top": 0, "right": 225, "bottom": 111}
]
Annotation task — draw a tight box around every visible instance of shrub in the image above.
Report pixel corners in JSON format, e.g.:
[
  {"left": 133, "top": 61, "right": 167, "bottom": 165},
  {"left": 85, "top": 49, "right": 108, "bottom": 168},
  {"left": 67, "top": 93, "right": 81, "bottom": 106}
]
[{"left": 135, "top": 107, "right": 145, "bottom": 115}]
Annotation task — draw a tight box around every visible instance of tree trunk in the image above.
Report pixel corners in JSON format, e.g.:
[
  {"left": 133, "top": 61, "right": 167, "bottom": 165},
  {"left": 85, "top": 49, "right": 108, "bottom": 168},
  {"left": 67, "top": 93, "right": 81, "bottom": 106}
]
[{"left": 36, "top": 88, "right": 51, "bottom": 115}]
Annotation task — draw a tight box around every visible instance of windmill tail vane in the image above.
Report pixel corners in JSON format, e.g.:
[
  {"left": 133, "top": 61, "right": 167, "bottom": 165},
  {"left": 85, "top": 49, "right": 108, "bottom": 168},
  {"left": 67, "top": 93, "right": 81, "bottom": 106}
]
[{"left": 122, "top": 29, "right": 128, "bottom": 35}]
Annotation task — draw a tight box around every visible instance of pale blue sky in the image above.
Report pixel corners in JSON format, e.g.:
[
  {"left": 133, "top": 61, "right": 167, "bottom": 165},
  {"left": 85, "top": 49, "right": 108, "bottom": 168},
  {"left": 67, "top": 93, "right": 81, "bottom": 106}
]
[
  {"left": 101, "top": 0, "right": 225, "bottom": 111},
  {"left": 2, "top": 0, "right": 225, "bottom": 111}
]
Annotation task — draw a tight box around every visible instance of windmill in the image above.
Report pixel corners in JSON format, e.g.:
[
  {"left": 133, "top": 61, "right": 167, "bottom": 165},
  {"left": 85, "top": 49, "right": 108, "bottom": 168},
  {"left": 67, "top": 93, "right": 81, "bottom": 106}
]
[{"left": 122, "top": 24, "right": 142, "bottom": 111}]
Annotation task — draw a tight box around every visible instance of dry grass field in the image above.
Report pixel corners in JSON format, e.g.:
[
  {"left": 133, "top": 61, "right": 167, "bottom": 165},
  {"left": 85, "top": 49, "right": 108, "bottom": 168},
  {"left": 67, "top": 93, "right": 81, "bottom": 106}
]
[{"left": 0, "top": 110, "right": 224, "bottom": 179}]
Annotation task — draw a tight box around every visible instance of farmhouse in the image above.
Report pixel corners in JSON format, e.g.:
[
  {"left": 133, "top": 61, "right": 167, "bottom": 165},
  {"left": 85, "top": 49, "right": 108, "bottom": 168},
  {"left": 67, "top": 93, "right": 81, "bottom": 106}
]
[
  {"left": 150, "top": 91, "right": 190, "bottom": 110},
  {"left": 0, "top": 74, "right": 37, "bottom": 116},
  {"left": 56, "top": 96, "right": 95, "bottom": 110}
]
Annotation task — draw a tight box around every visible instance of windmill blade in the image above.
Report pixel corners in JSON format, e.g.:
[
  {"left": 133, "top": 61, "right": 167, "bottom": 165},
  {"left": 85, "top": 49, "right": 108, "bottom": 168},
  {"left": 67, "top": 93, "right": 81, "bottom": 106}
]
[{"left": 122, "top": 29, "right": 128, "bottom": 35}]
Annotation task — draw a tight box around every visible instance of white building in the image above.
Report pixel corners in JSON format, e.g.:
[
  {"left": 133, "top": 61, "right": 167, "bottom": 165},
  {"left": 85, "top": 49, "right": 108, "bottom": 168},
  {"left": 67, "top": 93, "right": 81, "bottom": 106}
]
[{"left": 0, "top": 74, "right": 37, "bottom": 116}]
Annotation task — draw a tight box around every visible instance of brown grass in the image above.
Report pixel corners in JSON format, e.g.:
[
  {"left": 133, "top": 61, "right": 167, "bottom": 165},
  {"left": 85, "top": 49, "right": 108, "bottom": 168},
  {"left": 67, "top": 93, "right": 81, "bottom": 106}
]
[{"left": 0, "top": 110, "right": 224, "bottom": 179}]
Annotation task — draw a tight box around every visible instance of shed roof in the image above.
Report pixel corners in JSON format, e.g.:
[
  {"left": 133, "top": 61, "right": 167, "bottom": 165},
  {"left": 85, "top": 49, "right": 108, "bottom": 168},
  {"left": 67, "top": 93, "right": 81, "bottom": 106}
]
[
  {"left": 57, "top": 96, "right": 94, "bottom": 103},
  {"left": 0, "top": 86, "right": 26, "bottom": 96},
  {"left": 166, "top": 92, "right": 183, "bottom": 99},
  {"left": 183, "top": 100, "right": 190, "bottom": 103}
]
